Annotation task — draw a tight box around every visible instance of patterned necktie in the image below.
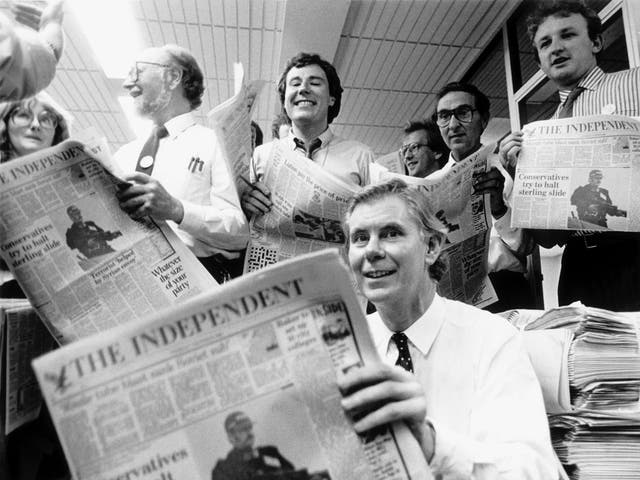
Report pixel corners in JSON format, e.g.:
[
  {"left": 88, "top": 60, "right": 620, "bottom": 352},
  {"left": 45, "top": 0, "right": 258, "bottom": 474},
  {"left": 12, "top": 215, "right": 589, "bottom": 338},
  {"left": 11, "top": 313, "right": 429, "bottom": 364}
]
[
  {"left": 558, "top": 86, "right": 585, "bottom": 119},
  {"left": 293, "top": 137, "right": 322, "bottom": 158},
  {"left": 391, "top": 332, "right": 413, "bottom": 373},
  {"left": 135, "top": 125, "right": 169, "bottom": 175}
]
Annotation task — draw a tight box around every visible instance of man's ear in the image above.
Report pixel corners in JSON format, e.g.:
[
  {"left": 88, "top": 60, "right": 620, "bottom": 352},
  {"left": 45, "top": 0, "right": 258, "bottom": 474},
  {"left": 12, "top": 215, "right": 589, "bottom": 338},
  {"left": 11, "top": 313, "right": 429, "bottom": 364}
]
[
  {"left": 425, "top": 234, "right": 443, "bottom": 265},
  {"left": 329, "top": 96, "right": 335, "bottom": 106},
  {"left": 592, "top": 34, "right": 603, "bottom": 55},
  {"left": 166, "top": 67, "right": 183, "bottom": 90}
]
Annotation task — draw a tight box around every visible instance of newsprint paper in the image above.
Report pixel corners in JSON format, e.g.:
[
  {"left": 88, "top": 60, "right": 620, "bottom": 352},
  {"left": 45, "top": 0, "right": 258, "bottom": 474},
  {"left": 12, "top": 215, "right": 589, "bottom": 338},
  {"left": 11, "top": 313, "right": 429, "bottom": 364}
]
[
  {"left": 207, "top": 63, "right": 265, "bottom": 199},
  {"left": 1, "top": 301, "right": 56, "bottom": 434},
  {"left": 244, "top": 143, "right": 358, "bottom": 273},
  {"left": 511, "top": 115, "right": 640, "bottom": 231},
  {"left": 32, "top": 249, "right": 433, "bottom": 480},
  {"left": 0, "top": 139, "right": 216, "bottom": 344},
  {"left": 379, "top": 145, "right": 497, "bottom": 308}
]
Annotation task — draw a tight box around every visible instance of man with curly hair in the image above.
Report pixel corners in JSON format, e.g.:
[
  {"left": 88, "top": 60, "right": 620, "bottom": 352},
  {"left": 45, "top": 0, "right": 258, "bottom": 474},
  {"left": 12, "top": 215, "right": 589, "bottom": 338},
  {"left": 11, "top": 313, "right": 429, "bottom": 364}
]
[{"left": 115, "top": 45, "right": 248, "bottom": 282}]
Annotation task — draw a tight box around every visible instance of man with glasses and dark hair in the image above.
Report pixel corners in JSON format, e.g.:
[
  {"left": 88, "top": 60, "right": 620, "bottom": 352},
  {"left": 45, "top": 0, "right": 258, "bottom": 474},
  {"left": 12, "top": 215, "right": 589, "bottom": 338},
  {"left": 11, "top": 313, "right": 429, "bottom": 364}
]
[
  {"left": 400, "top": 119, "right": 448, "bottom": 178},
  {"left": 433, "top": 82, "right": 534, "bottom": 312},
  {"left": 499, "top": 0, "right": 640, "bottom": 310},
  {"left": 115, "top": 44, "right": 248, "bottom": 283},
  {"left": 241, "top": 52, "right": 374, "bottom": 218}
]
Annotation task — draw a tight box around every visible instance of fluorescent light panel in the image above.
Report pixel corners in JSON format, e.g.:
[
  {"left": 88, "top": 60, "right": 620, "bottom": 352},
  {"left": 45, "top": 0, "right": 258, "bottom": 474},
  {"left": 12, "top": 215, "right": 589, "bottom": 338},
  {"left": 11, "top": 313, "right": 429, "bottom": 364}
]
[{"left": 70, "top": 0, "right": 143, "bottom": 79}]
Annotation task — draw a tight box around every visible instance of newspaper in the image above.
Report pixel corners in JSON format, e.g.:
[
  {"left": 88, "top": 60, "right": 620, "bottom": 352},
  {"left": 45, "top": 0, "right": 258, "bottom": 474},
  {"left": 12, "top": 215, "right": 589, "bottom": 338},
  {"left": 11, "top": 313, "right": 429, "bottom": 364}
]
[
  {"left": 379, "top": 145, "right": 497, "bottom": 308},
  {"left": 2, "top": 302, "right": 56, "bottom": 434},
  {"left": 207, "top": 63, "right": 266, "bottom": 198},
  {"left": 33, "top": 249, "right": 433, "bottom": 480},
  {"left": 244, "top": 143, "right": 359, "bottom": 273},
  {"left": 511, "top": 115, "right": 640, "bottom": 231},
  {"left": 374, "top": 151, "right": 405, "bottom": 175},
  {"left": 0, "top": 139, "right": 217, "bottom": 344}
]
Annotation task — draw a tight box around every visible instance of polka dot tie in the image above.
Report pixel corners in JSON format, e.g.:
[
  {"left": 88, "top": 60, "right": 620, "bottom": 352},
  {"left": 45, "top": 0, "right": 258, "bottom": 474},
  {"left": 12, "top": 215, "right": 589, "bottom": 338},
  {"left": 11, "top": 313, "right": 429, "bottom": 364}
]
[{"left": 391, "top": 332, "right": 413, "bottom": 373}]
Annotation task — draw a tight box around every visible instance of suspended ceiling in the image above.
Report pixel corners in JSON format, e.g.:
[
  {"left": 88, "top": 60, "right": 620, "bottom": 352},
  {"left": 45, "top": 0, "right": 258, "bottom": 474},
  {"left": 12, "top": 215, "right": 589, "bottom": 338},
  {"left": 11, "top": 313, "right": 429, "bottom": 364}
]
[{"left": 4, "top": 0, "right": 521, "bottom": 156}]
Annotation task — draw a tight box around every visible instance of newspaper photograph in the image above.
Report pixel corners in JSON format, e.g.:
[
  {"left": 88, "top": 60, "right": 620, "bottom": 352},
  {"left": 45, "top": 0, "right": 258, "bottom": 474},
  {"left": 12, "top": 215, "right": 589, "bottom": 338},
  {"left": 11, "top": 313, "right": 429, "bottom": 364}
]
[
  {"left": 2, "top": 303, "right": 56, "bottom": 434},
  {"left": 33, "top": 249, "right": 432, "bottom": 480},
  {"left": 0, "top": 140, "right": 217, "bottom": 344},
  {"left": 244, "top": 143, "right": 360, "bottom": 273},
  {"left": 379, "top": 145, "right": 497, "bottom": 308},
  {"left": 511, "top": 115, "right": 640, "bottom": 231},
  {"left": 207, "top": 63, "right": 266, "bottom": 198}
]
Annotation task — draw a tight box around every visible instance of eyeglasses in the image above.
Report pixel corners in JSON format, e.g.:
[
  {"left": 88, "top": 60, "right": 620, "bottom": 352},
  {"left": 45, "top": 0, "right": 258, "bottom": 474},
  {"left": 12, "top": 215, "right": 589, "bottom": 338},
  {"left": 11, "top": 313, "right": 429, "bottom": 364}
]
[
  {"left": 399, "top": 142, "right": 430, "bottom": 157},
  {"left": 126, "top": 61, "right": 173, "bottom": 83},
  {"left": 435, "top": 105, "right": 476, "bottom": 126},
  {"left": 10, "top": 108, "right": 58, "bottom": 130}
]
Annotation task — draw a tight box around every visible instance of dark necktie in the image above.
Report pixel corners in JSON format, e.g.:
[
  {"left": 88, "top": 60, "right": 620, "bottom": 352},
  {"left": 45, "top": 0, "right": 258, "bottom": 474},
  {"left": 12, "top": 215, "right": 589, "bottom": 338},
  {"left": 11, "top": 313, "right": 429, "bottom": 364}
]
[
  {"left": 558, "top": 87, "right": 585, "bottom": 119},
  {"left": 391, "top": 332, "right": 413, "bottom": 373},
  {"left": 293, "top": 137, "right": 322, "bottom": 158},
  {"left": 135, "top": 125, "right": 169, "bottom": 175}
]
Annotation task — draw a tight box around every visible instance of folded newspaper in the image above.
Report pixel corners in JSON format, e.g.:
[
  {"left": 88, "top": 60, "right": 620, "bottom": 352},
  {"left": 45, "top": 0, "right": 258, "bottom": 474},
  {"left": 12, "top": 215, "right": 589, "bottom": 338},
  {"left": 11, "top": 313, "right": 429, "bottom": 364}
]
[
  {"left": 0, "top": 139, "right": 217, "bottom": 344},
  {"left": 207, "top": 62, "right": 266, "bottom": 198},
  {"left": 379, "top": 145, "right": 497, "bottom": 308},
  {"left": 32, "top": 249, "right": 432, "bottom": 480},
  {"left": 511, "top": 114, "right": 640, "bottom": 231},
  {"left": 1, "top": 301, "right": 56, "bottom": 435}
]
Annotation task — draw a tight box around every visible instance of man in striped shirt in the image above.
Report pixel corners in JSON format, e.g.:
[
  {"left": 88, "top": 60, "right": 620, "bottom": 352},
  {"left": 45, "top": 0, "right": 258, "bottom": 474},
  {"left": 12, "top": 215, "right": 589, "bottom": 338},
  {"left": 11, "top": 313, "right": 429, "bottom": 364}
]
[{"left": 500, "top": 1, "right": 640, "bottom": 311}]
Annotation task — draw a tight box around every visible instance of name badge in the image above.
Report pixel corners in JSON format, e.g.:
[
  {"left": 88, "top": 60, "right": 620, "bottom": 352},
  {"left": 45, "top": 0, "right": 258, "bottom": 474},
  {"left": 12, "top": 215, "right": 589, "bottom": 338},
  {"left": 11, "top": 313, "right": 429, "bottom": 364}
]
[
  {"left": 263, "top": 455, "right": 281, "bottom": 468},
  {"left": 139, "top": 155, "right": 154, "bottom": 169}
]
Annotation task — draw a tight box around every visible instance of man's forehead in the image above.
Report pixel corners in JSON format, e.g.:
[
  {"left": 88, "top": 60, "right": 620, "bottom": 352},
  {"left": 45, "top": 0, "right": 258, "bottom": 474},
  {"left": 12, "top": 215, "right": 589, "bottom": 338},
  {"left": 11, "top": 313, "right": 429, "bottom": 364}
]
[
  {"left": 286, "top": 64, "right": 328, "bottom": 81},
  {"left": 403, "top": 129, "right": 429, "bottom": 145},
  {"left": 137, "top": 47, "right": 170, "bottom": 64},
  {"left": 534, "top": 13, "right": 588, "bottom": 41},
  {"left": 437, "top": 91, "right": 475, "bottom": 110}
]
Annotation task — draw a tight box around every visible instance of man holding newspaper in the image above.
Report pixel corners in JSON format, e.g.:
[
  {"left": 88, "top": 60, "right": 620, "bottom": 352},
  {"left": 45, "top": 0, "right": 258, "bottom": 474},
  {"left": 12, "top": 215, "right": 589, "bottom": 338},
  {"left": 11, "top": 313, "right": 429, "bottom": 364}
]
[
  {"left": 339, "top": 179, "right": 557, "bottom": 479},
  {"left": 499, "top": 1, "right": 640, "bottom": 310},
  {"left": 115, "top": 44, "right": 248, "bottom": 283},
  {"left": 241, "top": 52, "right": 375, "bottom": 218}
]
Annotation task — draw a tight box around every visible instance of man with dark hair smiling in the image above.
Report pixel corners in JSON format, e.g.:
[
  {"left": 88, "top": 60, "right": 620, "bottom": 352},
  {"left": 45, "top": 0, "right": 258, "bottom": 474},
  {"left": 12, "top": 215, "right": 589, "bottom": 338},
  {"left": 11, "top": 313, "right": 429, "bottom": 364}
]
[
  {"left": 400, "top": 119, "right": 448, "bottom": 178},
  {"left": 499, "top": 0, "right": 640, "bottom": 310},
  {"left": 115, "top": 44, "right": 248, "bottom": 283},
  {"left": 433, "top": 82, "right": 534, "bottom": 312},
  {"left": 241, "top": 52, "right": 374, "bottom": 218}
]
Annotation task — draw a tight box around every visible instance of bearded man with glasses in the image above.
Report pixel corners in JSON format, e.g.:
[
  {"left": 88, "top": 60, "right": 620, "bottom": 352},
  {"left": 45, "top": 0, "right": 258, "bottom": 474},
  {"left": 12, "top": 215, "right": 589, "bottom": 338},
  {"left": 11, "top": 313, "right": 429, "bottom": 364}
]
[
  {"left": 430, "top": 82, "right": 535, "bottom": 312},
  {"left": 114, "top": 44, "right": 248, "bottom": 283}
]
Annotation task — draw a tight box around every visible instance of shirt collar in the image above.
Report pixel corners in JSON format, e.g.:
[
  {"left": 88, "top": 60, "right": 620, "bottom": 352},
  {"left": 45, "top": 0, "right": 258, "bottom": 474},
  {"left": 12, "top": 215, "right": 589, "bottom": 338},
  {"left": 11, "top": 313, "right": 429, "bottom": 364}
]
[
  {"left": 558, "top": 66, "right": 604, "bottom": 103},
  {"left": 367, "top": 293, "right": 447, "bottom": 357},
  {"left": 162, "top": 112, "right": 196, "bottom": 139},
  {"left": 286, "top": 126, "right": 335, "bottom": 151}
]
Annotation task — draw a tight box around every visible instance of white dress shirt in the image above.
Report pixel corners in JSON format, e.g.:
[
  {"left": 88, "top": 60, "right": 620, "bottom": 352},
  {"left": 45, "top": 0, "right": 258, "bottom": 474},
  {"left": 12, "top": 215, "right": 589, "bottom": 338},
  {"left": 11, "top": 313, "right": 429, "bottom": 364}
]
[
  {"left": 251, "top": 127, "right": 374, "bottom": 187},
  {"left": 115, "top": 112, "right": 248, "bottom": 258},
  {"left": 367, "top": 294, "right": 557, "bottom": 479},
  {"left": 430, "top": 151, "right": 530, "bottom": 273}
]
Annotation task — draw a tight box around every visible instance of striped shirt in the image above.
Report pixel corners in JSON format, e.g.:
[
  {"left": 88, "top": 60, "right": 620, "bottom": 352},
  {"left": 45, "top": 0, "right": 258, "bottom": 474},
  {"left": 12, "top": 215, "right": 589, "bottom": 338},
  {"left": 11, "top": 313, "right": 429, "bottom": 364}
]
[{"left": 553, "top": 66, "right": 640, "bottom": 118}]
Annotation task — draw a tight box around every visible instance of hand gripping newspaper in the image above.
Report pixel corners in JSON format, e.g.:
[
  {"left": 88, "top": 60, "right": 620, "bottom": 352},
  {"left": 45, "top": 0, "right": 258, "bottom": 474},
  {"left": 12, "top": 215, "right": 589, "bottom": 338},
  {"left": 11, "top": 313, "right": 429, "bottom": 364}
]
[
  {"left": 32, "top": 249, "right": 433, "bottom": 480},
  {"left": 378, "top": 145, "right": 497, "bottom": 308},
  {"left": 244, "top": 142, "right": 359, "bottom": 273},
  {"left": 0, "top": 137, "right": 217, "bottom": 344},
  {"left": 511, "top": 115, "right": 640, "bottom": 231}
]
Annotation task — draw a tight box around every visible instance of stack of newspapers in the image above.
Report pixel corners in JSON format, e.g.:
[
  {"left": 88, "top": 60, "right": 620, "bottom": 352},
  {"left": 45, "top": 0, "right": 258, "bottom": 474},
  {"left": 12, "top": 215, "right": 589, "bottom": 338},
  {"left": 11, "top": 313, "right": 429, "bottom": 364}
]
[{"left": 513, "top": 305, "right": 640, "bottom": 480}]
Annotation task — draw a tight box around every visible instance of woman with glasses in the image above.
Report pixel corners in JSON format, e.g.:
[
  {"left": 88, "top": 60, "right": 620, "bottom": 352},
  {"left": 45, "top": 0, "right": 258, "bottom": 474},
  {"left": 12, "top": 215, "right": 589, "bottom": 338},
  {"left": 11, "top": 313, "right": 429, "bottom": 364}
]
[
  {"left": 0, "top": 95, "right": 72, "bottom": 478},
  {"left": 0, "top": 93, "right": 70, "bottom": 298},
  {"left": 0, "top": 93, "right": 69, "bottom": 162}
]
